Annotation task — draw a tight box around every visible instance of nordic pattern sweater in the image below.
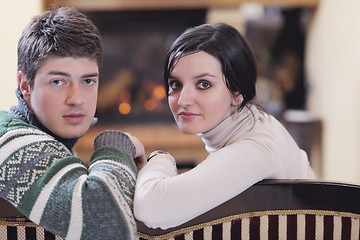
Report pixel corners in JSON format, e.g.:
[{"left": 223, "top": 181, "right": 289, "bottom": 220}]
[{"left": 0, "top": 111, "right": 138, "bottom": 240}]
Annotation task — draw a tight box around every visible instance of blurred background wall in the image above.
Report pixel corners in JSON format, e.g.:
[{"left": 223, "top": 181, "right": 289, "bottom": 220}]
[
  {"left": 1, "top": 0, "right": 360, "bottom": 184},
  {"left": 0, "top": 0, "right": 42, "bottom": 110},
  {"left": 306, "top": 0, "right": 360, "bottom": 184}
]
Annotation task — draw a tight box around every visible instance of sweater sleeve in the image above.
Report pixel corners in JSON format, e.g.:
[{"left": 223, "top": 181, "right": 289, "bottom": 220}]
[
  {"left": 0, "top": 120, "right": 138, "bottom": 239},
  {"left": 133, "top": 141, "right": 272, "bottom": 229}
]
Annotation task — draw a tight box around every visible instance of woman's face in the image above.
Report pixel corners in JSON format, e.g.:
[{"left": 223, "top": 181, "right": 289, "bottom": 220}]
[{"left": 167, "top": 51, "right": 237, "bottom": 134}]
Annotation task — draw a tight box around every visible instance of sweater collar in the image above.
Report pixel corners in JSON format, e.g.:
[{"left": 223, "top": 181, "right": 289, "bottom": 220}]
[
  {"left": 9, "top": 89, "right": 79, "bottom": 151},
  {"left": 197, "top": 105, "right": 259, "bottom": 153}
]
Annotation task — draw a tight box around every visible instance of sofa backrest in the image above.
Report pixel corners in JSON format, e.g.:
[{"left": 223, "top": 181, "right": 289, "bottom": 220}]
[
  {"left": 1, "top": 179, "right": 360, "bottom": 239},
  {"left": 136, "top": 179, "right": 360, "bottom": 239}
]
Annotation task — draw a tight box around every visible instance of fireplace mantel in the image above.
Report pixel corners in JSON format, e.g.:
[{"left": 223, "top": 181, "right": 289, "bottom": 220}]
[{"left": 46, "top": 0, "right": 318, "bottom": 11}]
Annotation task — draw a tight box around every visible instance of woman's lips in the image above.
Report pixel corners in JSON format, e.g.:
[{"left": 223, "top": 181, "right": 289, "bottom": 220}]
[{"left": 179, "top": 111, "right": 200, "bottom": 120}]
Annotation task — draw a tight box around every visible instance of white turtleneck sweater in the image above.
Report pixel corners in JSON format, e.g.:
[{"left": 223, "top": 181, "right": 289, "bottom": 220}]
[{"left": 134, "top": 105, "right": 315, "bottom": 229}]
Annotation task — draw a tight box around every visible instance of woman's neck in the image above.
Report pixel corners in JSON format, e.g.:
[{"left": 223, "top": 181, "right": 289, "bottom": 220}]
[{"left": 198, "top": 105, "right": 258, "bottom": 153}]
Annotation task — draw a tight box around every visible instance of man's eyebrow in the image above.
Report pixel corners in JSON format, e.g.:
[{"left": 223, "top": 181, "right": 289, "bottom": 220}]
[
  {"left": 82, "top": 73, "right": 99, "bottom": 78},
  {"left": 47, "top": 71, "right": 99, "bottom": 78},
  {"left": 47, "top": 71, "right": 70, "bottom": 77}
]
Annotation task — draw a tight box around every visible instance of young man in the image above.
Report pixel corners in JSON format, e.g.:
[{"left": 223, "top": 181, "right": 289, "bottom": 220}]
[{"left": 0, "top": 7, "right": 145, "bottom": 239}]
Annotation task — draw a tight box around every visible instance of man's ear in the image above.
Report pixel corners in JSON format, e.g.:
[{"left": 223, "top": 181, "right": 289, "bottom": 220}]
[{"left": 18, "top": 71, "right": 31, "bottom": 101}]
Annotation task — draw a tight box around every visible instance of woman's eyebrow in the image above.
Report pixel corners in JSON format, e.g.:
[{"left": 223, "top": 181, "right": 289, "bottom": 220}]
[
  {"left": 193, "top": 73, "right": 216, "bottom": 79},
  {"left": 169, "top": 73, "right": 216, "bottom": 79},
  {"left": 168, "top": 74, "right": 177, "bottom": 80}
]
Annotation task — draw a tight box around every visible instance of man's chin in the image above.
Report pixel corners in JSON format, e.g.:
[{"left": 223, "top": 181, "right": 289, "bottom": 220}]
[{"left": 54, "top": 126, "right": 90, "bottom": 139}]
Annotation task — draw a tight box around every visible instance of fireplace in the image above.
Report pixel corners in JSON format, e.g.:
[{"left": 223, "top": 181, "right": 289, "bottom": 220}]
[{"left": 85, "top": 9, "right": 207, "bottom": 125}]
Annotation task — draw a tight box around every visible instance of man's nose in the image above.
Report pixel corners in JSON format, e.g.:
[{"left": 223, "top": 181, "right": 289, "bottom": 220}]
[{"left": 66, "top": 83, "right": 84, "bottom": 106}]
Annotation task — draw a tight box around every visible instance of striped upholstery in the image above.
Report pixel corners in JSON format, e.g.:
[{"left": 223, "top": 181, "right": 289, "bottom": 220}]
[
  {"left": 137, "top": 210, "right": 360, "bottom": 240},
  {"left": 3, "top": 211, "right": 359, "bottom": 240},
  {"left": 0, "top": 217, "right": 63, "bottom": 240}
]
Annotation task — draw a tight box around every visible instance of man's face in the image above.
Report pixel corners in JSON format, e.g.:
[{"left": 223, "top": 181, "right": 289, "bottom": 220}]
[{"left": 20, "top": 56, "right": 99, "bottom": 139}]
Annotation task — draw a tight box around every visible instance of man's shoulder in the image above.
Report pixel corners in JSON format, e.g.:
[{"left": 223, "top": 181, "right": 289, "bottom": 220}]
[{"left": 0, "top": 111, "right": 37, "bottom": 136}]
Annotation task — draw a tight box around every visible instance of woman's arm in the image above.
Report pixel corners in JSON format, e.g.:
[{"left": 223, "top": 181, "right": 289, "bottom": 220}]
[{"left": 134, "top": 141, "right": 272, "bottom": 229}]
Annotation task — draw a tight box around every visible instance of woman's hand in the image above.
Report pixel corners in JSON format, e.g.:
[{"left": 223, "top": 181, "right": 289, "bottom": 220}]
[{"left": 126, "top": 133, "right": 146, "bottom": 169}]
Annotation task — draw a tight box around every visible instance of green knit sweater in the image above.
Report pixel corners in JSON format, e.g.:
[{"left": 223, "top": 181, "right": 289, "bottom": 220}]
[{"left": 0, "top": 111, "right": 138, "bottom": 239}]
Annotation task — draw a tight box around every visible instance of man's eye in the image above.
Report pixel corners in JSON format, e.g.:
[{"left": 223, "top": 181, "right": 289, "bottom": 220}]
[
  {"left": 84, "top": 79, "right": 96, "bottom": 85},
  {"left": 198, "top": 81, "right": 211, "bottom": 90},
  {"left": 51, "top": 80, "right": 63, "bottom": 86}
]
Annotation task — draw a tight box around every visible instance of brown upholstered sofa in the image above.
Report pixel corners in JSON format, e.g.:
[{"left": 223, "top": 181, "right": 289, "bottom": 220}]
[{"left": 1, "top": 179, "right": 360, "bottom": 239}]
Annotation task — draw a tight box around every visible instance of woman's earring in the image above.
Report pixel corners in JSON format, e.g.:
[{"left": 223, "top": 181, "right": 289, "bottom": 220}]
[
  {"left": 231, "top": 94, "right": 243, "bottom": 120},
  {"left": 231, "top": 110, "right": 239, "bottom": 120},
  {"left": 231, "top": 103, "right": 241, "bottom": 120}
]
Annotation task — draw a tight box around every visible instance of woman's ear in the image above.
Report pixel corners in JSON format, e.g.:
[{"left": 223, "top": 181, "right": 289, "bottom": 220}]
[
  {"left": 231, "top": 92, "right": 244, "bottom": 106},
  {"left": 18, "top": 71, "right": 31, "bottom": 101}
]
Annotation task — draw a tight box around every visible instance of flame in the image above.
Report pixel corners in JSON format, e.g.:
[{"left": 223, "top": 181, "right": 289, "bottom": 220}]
[
  {"left": 119, "top": 102, "right": 131, "bottom": 115},
  {"left": 153, "top": 86, "right": 166, "bottom": 100},
  {"left": 144, "top": 99, "right": 157, "bottom": 111}
]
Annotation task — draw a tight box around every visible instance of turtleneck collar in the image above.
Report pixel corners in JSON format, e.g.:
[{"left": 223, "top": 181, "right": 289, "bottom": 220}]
[
  {"left": 9, "top": 89, "right": 79, "bottom": 152},
  {"left": 197, "top": 104, "right": 260, "bottom": 153}
]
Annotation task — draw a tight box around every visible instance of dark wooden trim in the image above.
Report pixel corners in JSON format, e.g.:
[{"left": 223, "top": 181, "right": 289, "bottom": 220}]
[
  {"left": 45, "top": 0, "right": 319, "bottom": 11},
  {"left": 137, "top": 179, "right": 360, "bottom": 235}
]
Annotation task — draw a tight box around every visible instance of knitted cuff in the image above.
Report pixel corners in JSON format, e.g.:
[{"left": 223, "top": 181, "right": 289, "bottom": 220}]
[{"left": 94, "top": 130, "right": 136, "bottom": 158}]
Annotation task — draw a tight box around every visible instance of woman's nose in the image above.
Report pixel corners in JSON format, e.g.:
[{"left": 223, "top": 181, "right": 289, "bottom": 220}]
[{"left": 177, "top": 87, "right": 194, "bottom": 106}]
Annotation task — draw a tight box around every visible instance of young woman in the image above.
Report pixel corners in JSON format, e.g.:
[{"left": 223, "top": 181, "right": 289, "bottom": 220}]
[{"left": 134, "top": 23, "right": 314, "bottom": 229}]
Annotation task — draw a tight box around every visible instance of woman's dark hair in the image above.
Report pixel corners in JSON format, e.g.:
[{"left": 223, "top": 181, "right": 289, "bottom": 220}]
[{"left": 164, "top": 23, "right": 257, "bottom": 109}]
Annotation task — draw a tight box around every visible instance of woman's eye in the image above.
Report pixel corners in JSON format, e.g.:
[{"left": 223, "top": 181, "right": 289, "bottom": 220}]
[
  {"left": 198, "top": 81, "right": 211, "bottom": 90},
  {"left": 169, "top": 80, "right": 181, "bottom": 90}
]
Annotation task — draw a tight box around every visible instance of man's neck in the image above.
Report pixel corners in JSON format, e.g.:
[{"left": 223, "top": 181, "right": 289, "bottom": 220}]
[{"left": 9, "top": 89, "right": 79, "bottom": 152}]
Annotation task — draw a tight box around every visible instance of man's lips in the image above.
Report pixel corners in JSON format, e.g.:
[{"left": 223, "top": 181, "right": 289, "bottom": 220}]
[{"left": 63, "top": 113, "right": 85, "bottom": 124}]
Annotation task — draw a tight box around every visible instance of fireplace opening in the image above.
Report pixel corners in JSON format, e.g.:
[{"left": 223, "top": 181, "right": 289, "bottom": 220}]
[{"left": 85, "top": 9, "right": 207, "bottom": 125}]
